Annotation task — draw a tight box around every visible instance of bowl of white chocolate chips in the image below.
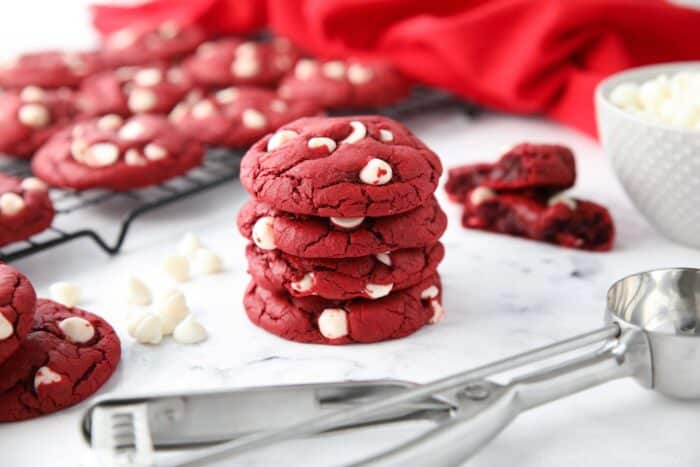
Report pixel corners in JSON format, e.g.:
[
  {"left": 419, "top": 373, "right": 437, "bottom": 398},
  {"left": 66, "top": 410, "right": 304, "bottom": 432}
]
[{"left": 595, "top": 62, "right": 700, "bottom": 248}]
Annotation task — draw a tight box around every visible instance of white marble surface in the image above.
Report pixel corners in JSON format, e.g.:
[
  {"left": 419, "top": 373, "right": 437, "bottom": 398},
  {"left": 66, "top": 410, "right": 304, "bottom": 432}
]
[{"left": 2, "top": 3, "right": 700, "bottom": 466}]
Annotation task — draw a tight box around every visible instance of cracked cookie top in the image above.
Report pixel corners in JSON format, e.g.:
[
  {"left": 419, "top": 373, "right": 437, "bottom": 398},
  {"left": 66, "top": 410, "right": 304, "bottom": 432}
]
[
  {"left": 0, "top": 264, "right": 37, "bottom": 366},
  {"left": 0, "top": 174, "right": 54, "bottom": 247},
  {"left": 240, "top": 116, "right": 442, "bottom": 217},
  {"left": 0, "top": 299, "right": 121, "bottom": 422}
]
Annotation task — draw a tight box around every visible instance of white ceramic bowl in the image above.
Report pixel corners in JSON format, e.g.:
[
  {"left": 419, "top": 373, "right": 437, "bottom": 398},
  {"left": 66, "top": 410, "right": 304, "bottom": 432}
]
[{"left": 596, "top": 62, "right": 700, "bottom": 249}]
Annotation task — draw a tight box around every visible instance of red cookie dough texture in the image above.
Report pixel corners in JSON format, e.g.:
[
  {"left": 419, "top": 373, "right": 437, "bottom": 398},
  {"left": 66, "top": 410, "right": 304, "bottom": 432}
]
[
  {"left": 246, "top": 242, "right": 444, "bottom": 300},
  {"left": 77, "top": 64, "right": 195, "bottom": 117},
  {"left": 0, "top": 299, "right": 121, "bottom": 422},
  {"left": 445, "top": 143, "right": 577, "bottom": 203},
  {"left": 101, "top": 22, "right": 206, "bottom": 67},
  {"left": 31, "top": 114, "right": 205, "bottom": 191},
  {"left": 0, "top": 264, "right": 37, "bottom": 366},
  {"left": 0, "top": 174, "right": 54, "bottom": 247},
  {"left": 240, "top": 116, "right": 442, "bottom": 217},
  {"left": 238, "top": 196, "right": 447, "bottom": 259},
  {"left": 0, "top": 87, "right": 79, "bottom": 158},
  {"left": 185, "top": 37, "right": 300, "bottom": 88},
  {"left": 244, "top": 275, "right": 443, "bottom": 345},
  {"left": 0, "top": 50, "right": 104, "bottom": 89},
  {"left": 278, "top": 58, "right": 411, "bottom": 109},
  {"left": 463, "top": 191, "right": 615, "bottom": 251},
  {"left": 170, "top": 86, "right": 321, "bottom": 148}
]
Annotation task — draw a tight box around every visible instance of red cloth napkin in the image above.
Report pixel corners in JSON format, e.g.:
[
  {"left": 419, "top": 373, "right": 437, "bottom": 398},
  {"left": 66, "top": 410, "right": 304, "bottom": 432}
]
[{"left": 92, "top": 0, "right": 700, "bottom": 136}]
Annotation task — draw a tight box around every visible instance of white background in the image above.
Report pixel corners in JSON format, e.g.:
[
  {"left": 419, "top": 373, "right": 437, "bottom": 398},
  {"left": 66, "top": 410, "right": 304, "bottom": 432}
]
[{"left": 2, "top": 2, "right": 700, "bottom": 466}]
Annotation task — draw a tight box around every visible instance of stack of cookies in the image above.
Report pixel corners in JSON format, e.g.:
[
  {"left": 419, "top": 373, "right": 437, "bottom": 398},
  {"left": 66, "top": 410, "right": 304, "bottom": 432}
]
[{"left": 237, "top": 115, "right": 447, "bottom": 344}]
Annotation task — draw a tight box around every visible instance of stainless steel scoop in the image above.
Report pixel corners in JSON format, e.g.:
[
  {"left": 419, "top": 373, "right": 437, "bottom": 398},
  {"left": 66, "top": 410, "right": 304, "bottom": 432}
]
[{"left": 84, "top": 268, "right": 700, "bottom": 466}]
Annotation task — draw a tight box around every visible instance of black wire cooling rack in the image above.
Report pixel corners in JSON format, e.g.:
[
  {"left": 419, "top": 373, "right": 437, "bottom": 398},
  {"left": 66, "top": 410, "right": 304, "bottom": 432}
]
[{"left": 0, "top": 88, "right": 478, "bottom": 263}]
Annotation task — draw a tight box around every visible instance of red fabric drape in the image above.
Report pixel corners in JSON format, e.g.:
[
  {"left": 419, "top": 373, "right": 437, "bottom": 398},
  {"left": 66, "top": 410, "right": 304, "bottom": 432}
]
[{"left": 92, "top": 0, "right": 700, "bottom": 136}]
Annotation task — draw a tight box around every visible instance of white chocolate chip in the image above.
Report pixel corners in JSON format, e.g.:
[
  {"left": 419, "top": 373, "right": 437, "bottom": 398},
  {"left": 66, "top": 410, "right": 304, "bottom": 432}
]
[
  {"left": 70, "top": 139, "right": 88, "bottom": 162},
  {"left": 49, "top": 282, "right": 82, "bottom": 307},
  {"left": 97, "top": 114, "right": 124, "bottom": 131},
  {"left": 0, "top": 313, "right": 13, "bottom": 340},
  {"left": 133, "top": 67, "right": 163, "bottom": 87},
  {"left": 115, "top": 66, "right": 137, "bottom": 81},
  {"left": 215, "top": 87, "right": 239, "bottom": 104},
  {"left": 231, "top": 56, "right": 260, "bottom": 78},
  {"left": 359, "top": 158, "right": 392, "bottom": 185},
  {"left": 173, "top": 315, "right": 208, "bottom": 344},
  {"left": 144, "top": 143, "right": 168, "bottom": 161},
  {"left": 162, "top": 255, "right": 190, "bottom": 282},
  {"left": 63, "top": 53, "right": 87, "bottom": 75},
  {"left": 609, "top": 82, "right": 640, "bottom": 110},
  {"left": 108, "top": 28, "right": 136, "bottom": 50},
  {"left": 252, "top": 216, "right": 276, "bottom": 250},
  {"left": 34, "top": 366, "right": 62, "bottom": 390},
  {"left": 364, "top": 283, "right": 393, "bottom": 299},
  {"left": 20, "top": 177, "right": 47, "bottom": 191},
  {"left": 118, "top": 121, "right": 146, "bottom": 140},
  {"left": 0, "top": 193, "right": 25, "bottom": 216},
  {"left": 177, "top": 232, "right": 202, "bottom": 257},
  {"left": 19, "top": 85, "right": 45, "bottom": 102},
  {"left": 379, "top": 129, "right": 394, "bottom": 142},
  {"left": 347, "top": 64, "right": 373, "bottom": 84},
  {"left": 83, "top": 143, "right": 120, "bottom": 168},
  {"left": 341, "top": 121, "right": 367, "bottom": 144},
  {"left": 318, "top": 308, "right": 348, "bottom": 339},
  {"left": 128, "top": 88, "right": 158, "bottom": 113},
  {"left": 470, "top": 187, "right": 496, "bottom": 205},
  {"left": 235, "top": 42, "right": 257, "bottom": 56},
  {"left": 124, "top": 148, "right": 147, "bottom": 166},
  {"left": 270, "top": 99, "right": 287, "bottom": 112},
  {"left": 169, "top": 103, "right": 188, "bottom": 122},
  {"left": 242, "top": 109, "right": 266, "bottom": 129},
  {"left": 429, "top": 300, "right": 444, "bottom": 324},
  {"left": 548, "top": 194, "right": 577, "bottom": 210},
  {"left": 196, "top": 41, "right": 216, "bottom": 57},
  {"left": 294, "top": 59, "right": 317, "bottom": 80},
  {"left": 307, "top": 137, "right": 337, "bottom": 153},
  {"left": 322, "top": 61, "right": 346, "bottom": 80},
  {"left": 330, "top": 216, "right": 365, "bottom": 229},
  {"left": 290, "top": 273, "right": 314, "bottom": 293},
  {"left": 420, "top": 285, "right": 439, "bottom": 300},
  {"left": 126, "top": 276, "right": 151, "bottom": 306},
  {"left": 155, "top": 289, "right": 189, "bottom": 335},
  {"left": 18, "top": 103, "right": 50, "bottom": 128},
  {"left": 158, "top": 20, "right": 180, "bottom": 39},
  {"left": 192, "top": 100, "right": 215, "bottom": 119},
  {"left": 192, "top": 248, "right": 222, "bottom": 274},
  {"left": 375, "top": 252, "right": 392, "bottom": 266},
  {"left": 127, "top": 311, "right": 163, "bottom": 344},
  {"left": 58, "top": 317, "right": 95, "bottom": 344},
  {"left": 267, "top": 129, "right": 298, "bottom": 151}
]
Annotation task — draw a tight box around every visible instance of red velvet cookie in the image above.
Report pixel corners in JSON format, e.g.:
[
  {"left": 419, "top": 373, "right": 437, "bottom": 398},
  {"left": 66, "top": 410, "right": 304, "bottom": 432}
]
[
  {"left": 170, "top": 86, "right": 320, "bottom": 148},
  {"left": 238, "top": 196, "right": 447, "bottom": 258},
  {"left": 278, "top": 58, "right": 411, "bottom": 109},
  {"left": 246, "top": 242, "right": 444, "bottom": 300},
  {"left": 31, "top": 114, "right": 205, "bottom": 191},
  {"left": 0, "top": 174, "right": 54, "bottom": 247},
  {"left": 0, "top": 87, "right": 79, "bottom": 158},
  {"left": 244, "top": 274, "right": 443, "bottom": 345},
  {"left": 462, "top": 189, "right": 615, "bottom": 251},
  {"left": 445, "top": 143, "right": 576, "bottom": 203},
  {"left": 184, "top": 37, "right": 300, "bottom": 88},
  {"left": 0, "top": 299, "right": 121, "bottom": 422},
  {"left": 0, "top": 264, "right": 36, "bottom": 366},
  {"left": 100, "top": 22, "right": 206, "bottom": 67},
  {"left": 240, "top": 116, "right": 442, "bottom": 217},
  {"left": 0, "top": 51, "right": 104, "bottom": 89},
  {"left": 77, "top": 64, "right": 195, "bottom": 117}
]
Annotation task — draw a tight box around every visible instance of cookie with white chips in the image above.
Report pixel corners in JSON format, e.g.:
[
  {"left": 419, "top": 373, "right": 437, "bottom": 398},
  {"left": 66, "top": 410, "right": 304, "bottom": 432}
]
[
  {"left": 0, "top": 50, "right": 105, "bottom": 89},
  {"left": 240, "top": 115, "right": 442, "bottom": 217},
  {"left": 184, "top": 37, "right": 300, "bottom": 88},
  {"left": 77, "top": 64, "right": 196, "bottom": 117},
  {"left": 278, "top": 58, "right": 411, "bottom": 109},
  {"left": 31, "top": 114, "right": 204, "bottom": 191},
  {"left": 170, "top": 86, "right": 320, "bottom": 148},
  {"left": 0, "top": 264, "right": 36, "bottom": 366},
  {"left": 0, "top": 299, "right": 121, "bottom": 421},
  {"left": 0, "top": 174, "right": 54, "bottom": 247}
]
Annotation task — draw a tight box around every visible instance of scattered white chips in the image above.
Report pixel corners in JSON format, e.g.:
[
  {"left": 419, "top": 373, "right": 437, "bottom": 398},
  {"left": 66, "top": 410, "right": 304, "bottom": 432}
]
[
  {"left": 126, "top": 276, "right": 152, "bottom": 306},
  {"left": 192, "top": 248, "right": 222, "bottom": 275},
  {"left": 155, "top": 289, "right": 189, "bottom": 335},
  {"left": 49, "top": 282, "right": 82, "bottom": 307},
  {"left": 173, "top": 315, "right": 208, "bottom": 344},
  {"left": 162, "top": 255, "right": 190, "bottom": 282},
  {"left": 127, "top": 310, "right": 163, "bottom": 345}
]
